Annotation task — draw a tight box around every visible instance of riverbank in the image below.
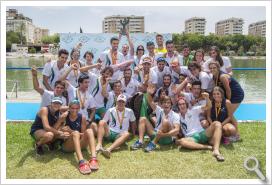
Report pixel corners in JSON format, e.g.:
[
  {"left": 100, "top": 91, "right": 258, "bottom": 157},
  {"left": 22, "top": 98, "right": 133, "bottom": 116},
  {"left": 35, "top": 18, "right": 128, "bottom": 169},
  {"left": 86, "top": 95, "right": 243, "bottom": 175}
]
[{"left": 6, "top": 52, "right": 57, "bottom": 60}]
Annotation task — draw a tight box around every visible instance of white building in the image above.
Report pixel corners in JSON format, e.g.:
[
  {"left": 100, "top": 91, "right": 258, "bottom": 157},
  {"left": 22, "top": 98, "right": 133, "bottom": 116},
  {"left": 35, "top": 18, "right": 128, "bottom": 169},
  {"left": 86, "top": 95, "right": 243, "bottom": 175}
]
[
  {"left": 6, "top": 9, "right": 49, "bottom": 44},
  {"left": 185, "top": 17, "right": 206, "bottom": 35},
  {"left": 248, "top": 20, "right": 266, "bottom": 37},
  {"left": 215, "top": 17, "right": 244, "bottom": 35},
  {"left": 103, "top": 15, "right": 144, "bottom": 33}
]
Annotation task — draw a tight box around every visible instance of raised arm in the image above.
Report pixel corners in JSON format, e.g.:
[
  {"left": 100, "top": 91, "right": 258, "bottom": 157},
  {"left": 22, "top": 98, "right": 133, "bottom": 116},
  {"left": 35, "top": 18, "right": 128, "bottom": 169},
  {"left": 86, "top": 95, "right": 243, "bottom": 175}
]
[
  {"left": 126, "top": 31, "right": 134, "bottom": 58},
  {"left": 58, "top": 63, "right": 78, "bottom": 82},
  {"left": 79, "top": 63, "right": 102, "bottom": 73},
  {"left": 31, "top": 66, "right": 44, "bottom": 95},
  {"left": 200, "top": 92, "right": 212, "bottom": 112},
  {"left": 101, "top": 77, "right": 110, "bottom": 98},
  {"left": 43, "top": 75, "right": 53, "bottom": 91}
]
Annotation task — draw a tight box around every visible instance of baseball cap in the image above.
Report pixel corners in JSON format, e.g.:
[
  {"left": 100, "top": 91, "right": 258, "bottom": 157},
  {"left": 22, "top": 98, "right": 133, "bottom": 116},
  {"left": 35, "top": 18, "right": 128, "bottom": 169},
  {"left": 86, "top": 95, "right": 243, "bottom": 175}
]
[
  {"left": 69, "top": 99, "right": 80, "bottom": 106},
  {"left": 170, "top": 59, "right": 179, "bottom": 67},
  {"left": 117, "top": 94, "right": 127, "bottom": 103},
  {"left": 156, "top": 57, "right": 167, "bottom": 63},
  {"left": 146, "top": 41, "right": 155, "bottom": 47},
  {"left": 51, "top": 97, "right": 63, "bottom": 105},
  {"left": 140, "top": 56, "right": 153, "bottom": 65}
]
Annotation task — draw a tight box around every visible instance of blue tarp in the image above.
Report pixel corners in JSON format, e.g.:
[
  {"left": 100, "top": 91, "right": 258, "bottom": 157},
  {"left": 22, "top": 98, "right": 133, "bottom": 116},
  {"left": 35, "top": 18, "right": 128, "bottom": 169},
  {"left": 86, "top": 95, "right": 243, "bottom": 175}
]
[{"left": 6, "top": 103, "right": 266, "bottom": 121}]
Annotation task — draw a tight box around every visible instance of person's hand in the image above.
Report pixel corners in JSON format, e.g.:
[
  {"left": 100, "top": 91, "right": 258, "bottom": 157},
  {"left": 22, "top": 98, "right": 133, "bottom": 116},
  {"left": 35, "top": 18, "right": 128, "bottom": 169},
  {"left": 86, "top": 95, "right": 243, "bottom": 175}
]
[
  {"left": 60, "top": 111, "right": 69, "bottom": 120},
  {"left": 105, "top": 77, "right": 112, "bottom": 84},
  {"left": 31, "top": 66, "right": 38, "bottom": 76},
  {"left": 126, "top": 29, "right": 130, "bottom": 38},
  {"left": 96, "top": 62, "right": 102, "bottom": 69},
  {"left": 71, "top": 63, "right": 79, "bottom": 70},
  {"left": 147, "top": 83, "right": 156, "bottom": 95},
  {"left": 201, "top": 92, "right": 210, "bottom": 99},
  {"left": 144, "top": 73, "right": 149, "bottom": 83},
  {"left": 157, "top": 130, "right": 165, "bottom": 137}
]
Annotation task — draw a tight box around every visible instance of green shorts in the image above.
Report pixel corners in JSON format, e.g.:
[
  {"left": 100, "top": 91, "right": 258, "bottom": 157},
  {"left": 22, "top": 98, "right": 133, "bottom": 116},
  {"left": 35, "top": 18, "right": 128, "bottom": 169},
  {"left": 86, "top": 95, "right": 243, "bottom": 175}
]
[
  {"left": 96, "top": 107, "right": 106, "bottom": 118},
  {"left": 151, "top": 131, "right": 173, "bottom": 145},
  {"left": 190, "top": 130, "right": 209, "bottom": 144},
  {"left": 104, "top": 130, "right": 119, "bottom": 142}
]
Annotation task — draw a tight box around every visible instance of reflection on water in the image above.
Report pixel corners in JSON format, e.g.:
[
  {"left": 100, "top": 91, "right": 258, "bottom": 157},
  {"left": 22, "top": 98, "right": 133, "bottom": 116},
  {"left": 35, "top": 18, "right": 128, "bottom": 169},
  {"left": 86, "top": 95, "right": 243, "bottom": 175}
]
[{"left": 6, "top": 57, "right": 266, "bottom": 103}]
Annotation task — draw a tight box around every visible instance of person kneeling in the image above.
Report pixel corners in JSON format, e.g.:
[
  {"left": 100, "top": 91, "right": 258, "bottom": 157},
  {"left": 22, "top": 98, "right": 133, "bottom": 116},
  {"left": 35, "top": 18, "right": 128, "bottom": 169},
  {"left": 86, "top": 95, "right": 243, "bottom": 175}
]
[
  {"left": 95, "top": 94, "right": 136, "bottom": 158},
  {"left": 55, "top": 99, "right": 98, "bottom": 175},
  {"left": 131, "top": 84, "right": 180, "bottom": 152},
  {"left": 176, "top": 93, "right": 225, "bottom": 162}
]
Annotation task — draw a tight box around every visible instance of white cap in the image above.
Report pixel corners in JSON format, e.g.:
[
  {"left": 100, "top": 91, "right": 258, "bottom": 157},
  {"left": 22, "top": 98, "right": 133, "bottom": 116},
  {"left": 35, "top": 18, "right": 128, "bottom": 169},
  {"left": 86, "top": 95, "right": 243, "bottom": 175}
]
[{"left": 117, "top": 94, "right": 127, "bottom": 103}]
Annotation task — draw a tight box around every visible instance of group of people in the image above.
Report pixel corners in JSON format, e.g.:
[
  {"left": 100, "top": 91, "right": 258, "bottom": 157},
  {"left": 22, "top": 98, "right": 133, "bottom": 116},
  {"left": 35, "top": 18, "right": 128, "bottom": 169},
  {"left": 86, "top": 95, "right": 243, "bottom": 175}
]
[{"left": 30, "top": 32, "right": 244, "bottom": 175}]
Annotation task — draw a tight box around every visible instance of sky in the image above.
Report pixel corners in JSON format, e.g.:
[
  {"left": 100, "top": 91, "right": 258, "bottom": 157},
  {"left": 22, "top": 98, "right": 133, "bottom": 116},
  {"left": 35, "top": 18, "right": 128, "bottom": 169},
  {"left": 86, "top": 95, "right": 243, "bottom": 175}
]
[{"left": 8, "top": 6, "right": 266, "bottom": 35}]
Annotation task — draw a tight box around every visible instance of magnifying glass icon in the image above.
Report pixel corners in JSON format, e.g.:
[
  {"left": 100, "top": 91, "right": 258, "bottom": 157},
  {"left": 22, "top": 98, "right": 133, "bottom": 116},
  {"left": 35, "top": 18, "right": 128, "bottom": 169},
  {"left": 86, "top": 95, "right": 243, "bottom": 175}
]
[{"left": 244, "top": 156, "right": 265, "bottom": 181}]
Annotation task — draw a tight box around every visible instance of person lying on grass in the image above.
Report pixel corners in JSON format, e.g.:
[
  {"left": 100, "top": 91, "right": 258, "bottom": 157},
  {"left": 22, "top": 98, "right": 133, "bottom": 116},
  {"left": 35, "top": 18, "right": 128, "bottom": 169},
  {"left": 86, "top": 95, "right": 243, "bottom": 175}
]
[
  {"left": 29, "top": 97, "right": 70, "bottom": 155},
  {"left": 95, "top": 94, "right": 136, "bottom": 158},
  {"left": 175, "top": 93, "right": 225, "bottom": 162},
  {"left": 54, "top": 99, "right": 98, "bottom": 175},
  {"left": 131, "top": 84, "right": 180, "bottom": 152}
]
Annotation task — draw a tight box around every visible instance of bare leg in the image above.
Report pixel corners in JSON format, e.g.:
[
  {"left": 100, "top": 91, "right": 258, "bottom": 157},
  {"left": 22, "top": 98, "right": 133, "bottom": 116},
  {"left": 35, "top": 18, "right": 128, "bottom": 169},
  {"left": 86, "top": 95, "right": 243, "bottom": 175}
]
[
  {"left": 222, "top": 123, "right": 237, "bottom": 137},
  {"left": 107, "top": 131, "right": 130, "bottom": 152},
  {"left": 138, "top": 117, "right": 154, "bottom": 143},
  {"left": 176, "top": 138, "right": 212, "bottom": 150},
  {"left": 84, "top": 129, "right": 96, "bottom": 158},
  {"left": 96, "top": 120, "right": 109, "bottom": 150},
  {"left": 206, "top": 121, "right": 223, "bottom": 156},
  {"left": 153, "top": 119, "right": 171, "bottom": 144},
  {"left": 34, "top": 130, "right": 54, "bottom": 146},
  {"left": 90, "top": 122, "right": 98, "bottom": 137}
]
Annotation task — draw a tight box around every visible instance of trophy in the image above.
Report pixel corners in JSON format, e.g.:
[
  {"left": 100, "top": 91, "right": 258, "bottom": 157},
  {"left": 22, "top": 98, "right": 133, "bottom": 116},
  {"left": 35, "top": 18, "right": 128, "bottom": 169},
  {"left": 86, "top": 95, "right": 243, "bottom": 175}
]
[{"left": 120, "top": 17, "right": 130, "bottom": 35}]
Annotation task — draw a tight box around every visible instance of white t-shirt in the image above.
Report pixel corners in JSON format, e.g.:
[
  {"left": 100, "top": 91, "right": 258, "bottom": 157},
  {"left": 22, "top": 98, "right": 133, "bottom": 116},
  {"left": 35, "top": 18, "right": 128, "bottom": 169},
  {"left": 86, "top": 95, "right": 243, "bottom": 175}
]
[
  {"left": 67, "top": 83, "right": 96, "bottom": 119},
  {"left": 66, "top": 68, "right": 80, "bottom": 88},
  {"left": 40, "top": 89, "right": 67, "bottom": 107},
  {"left": 103, "top": 107, "right": 136, "bottom": 134},
  {"left": 99, "top": 49, "right": 125, "bottom": 81},
  {"left": 179, "top": 106, "right": 204, "bottom": 137},
  {"left": 154, "top": 105, "right": 180, "bottom": 131},
  {"left": 197, "top": 71, "right": 214, "bottom": 92},
  {"left": 134, "top": 69, "right": 158, "bottom": 86},
  {"left": 42, "top": 60, "right": 69, "bottom": 89},
  {"left": 151, "top": 66, "right": 171, "bottom": 88},
  {"left": 170, "top": 66, "right": 192, "bottom": 84},
  {"left": 163, "top": 53, "right": 183, "bottom": 67},
  {"left": 105, "top": 92, "right": 127, "bottom": 110},
  {"left": 121, "top": 78, "right": 140, "bottom": 99},
  {"left": 88, "top": 74, "right": 111, "bottom": 109},
  {"left": 203, "top": 56, "right": 232, "bottom": 74}
]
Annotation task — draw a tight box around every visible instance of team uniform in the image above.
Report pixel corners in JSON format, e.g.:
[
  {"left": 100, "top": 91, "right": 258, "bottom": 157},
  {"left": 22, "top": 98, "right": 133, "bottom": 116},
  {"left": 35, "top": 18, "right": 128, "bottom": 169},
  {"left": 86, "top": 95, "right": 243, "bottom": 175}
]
[
  {"left": 103, "top": 107, "right": 136, "bottom": 142},
  {"left": 170, "top": 66, "right": 192, "bottom": 84},
  {"left": 30, "top": 106, "right": 60, "bottom": 137},
  {"left": 180, "top": 55, "right": 194, "bottom": 66},
  {"left": 179, "top": 106, "right": 208, "bottom": 144},
  {"left": 40, "top": 89, "right": 67, "bottom": 107},
  {"left": 195, "top": 71, "right": 214, "bottom": 93},
  {"left": 65, "top": 113, "right": 83, "bottom": 132},
  {"left": 42, "top": 60, "right": 69, "bottom": 89},
  {"left": 67, "top": 83, "right": 96, "bottom": 121},
  {"left": 152, "top": 105, "right": 180, "bottom": 144},
  {"left": 105, "top": 92, "right": 127, "bottom": 110},
  {"left": 121, "top": 78, "right": 140, "bottom": 99},
  {"left": 88, "top": 72, "right": 111, "bottom": 114},
  {"left": 151, "top": 66, "right": 171, "bottom": 89},
  {"left": 99, "top": 50, "right": 125, "bottom": 81},
  {"left": 163, "top": 53, "right": 183, "bottom": 67}
]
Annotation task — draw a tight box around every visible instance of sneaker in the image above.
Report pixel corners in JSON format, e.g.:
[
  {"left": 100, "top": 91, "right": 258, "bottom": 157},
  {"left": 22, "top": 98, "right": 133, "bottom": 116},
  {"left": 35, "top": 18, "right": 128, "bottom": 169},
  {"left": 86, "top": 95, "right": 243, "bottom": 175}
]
[
  {"left": 222, "top": 136, "right": 230, "bottom": 145},
  {"left": 78, "top": 162, "right": 92, "bottom": 175},
  {"left": 144, "top": 142, "right": 156, "bottom": 152},
  {"left": 101, "top": 148, "right": 111, "bottom": 159},
  {"left": 89, "top": 158, "right": 99, "bottom": 170},
  {"left": 34, "top": 143, "right": 44, "bottom": 155},
  {"left": 229, "top": 134, "right": 241, "bottom": 142},
  {"left": 130, "top": 140, "right": 143, "bottom": 150}
]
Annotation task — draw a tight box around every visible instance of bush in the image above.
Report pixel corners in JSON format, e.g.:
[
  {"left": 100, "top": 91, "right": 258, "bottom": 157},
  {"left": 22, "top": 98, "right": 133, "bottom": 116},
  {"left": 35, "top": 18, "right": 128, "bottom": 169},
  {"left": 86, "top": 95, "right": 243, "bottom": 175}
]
[{"left": 29, "top": 47, "right": 36, "bottom": 54}]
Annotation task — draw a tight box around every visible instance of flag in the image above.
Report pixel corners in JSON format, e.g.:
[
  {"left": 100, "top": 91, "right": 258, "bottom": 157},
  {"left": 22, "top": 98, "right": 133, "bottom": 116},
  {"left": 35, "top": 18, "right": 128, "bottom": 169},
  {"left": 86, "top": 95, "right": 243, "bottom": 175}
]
[{"left": 80, "top": 27, "right": 83, "bottom": 33}]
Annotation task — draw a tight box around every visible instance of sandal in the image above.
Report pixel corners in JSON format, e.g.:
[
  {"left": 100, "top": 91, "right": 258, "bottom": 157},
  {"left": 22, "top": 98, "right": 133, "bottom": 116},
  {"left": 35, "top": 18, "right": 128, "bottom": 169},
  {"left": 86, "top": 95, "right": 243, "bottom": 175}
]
[{"left": 213, "top": 153, "right": 225, "bottom": 162}]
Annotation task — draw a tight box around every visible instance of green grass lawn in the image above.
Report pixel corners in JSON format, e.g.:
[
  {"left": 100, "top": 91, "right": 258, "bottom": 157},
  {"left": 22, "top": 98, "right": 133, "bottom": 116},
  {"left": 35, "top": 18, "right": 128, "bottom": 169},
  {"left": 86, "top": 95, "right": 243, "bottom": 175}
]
[{"left": 6, "top": 122, "right": 266, "bottom": 179}]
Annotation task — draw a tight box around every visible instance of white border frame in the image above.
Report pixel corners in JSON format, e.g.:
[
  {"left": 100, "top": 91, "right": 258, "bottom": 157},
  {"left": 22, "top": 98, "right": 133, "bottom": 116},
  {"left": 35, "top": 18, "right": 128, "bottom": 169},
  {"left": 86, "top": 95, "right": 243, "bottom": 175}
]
[{"left": 1, "top": 1, "right": 271, "bottom": 184}]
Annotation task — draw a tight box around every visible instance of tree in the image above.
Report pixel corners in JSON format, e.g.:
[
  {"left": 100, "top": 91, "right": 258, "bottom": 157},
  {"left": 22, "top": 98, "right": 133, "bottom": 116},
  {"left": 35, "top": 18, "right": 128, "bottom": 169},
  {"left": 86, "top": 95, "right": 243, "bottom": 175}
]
[
  {"left": 41, "top": 34, "right": 60, "bottom": 44},
  {"left": 6, "top": 31, "right": 26, "bottom": 50}
]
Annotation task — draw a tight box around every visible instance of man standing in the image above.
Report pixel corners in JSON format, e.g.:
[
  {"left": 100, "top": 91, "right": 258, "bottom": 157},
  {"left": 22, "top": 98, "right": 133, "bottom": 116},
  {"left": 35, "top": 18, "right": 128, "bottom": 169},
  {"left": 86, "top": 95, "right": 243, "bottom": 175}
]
[
  {"left": 154, "top": 34, "right": 167, "bottom": 55},
  {"left": 42, "top": 49, "right": 69, "bottom": 90},
  {"left": 181, "top": 44, "right": 194, "bottom": 66}
]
